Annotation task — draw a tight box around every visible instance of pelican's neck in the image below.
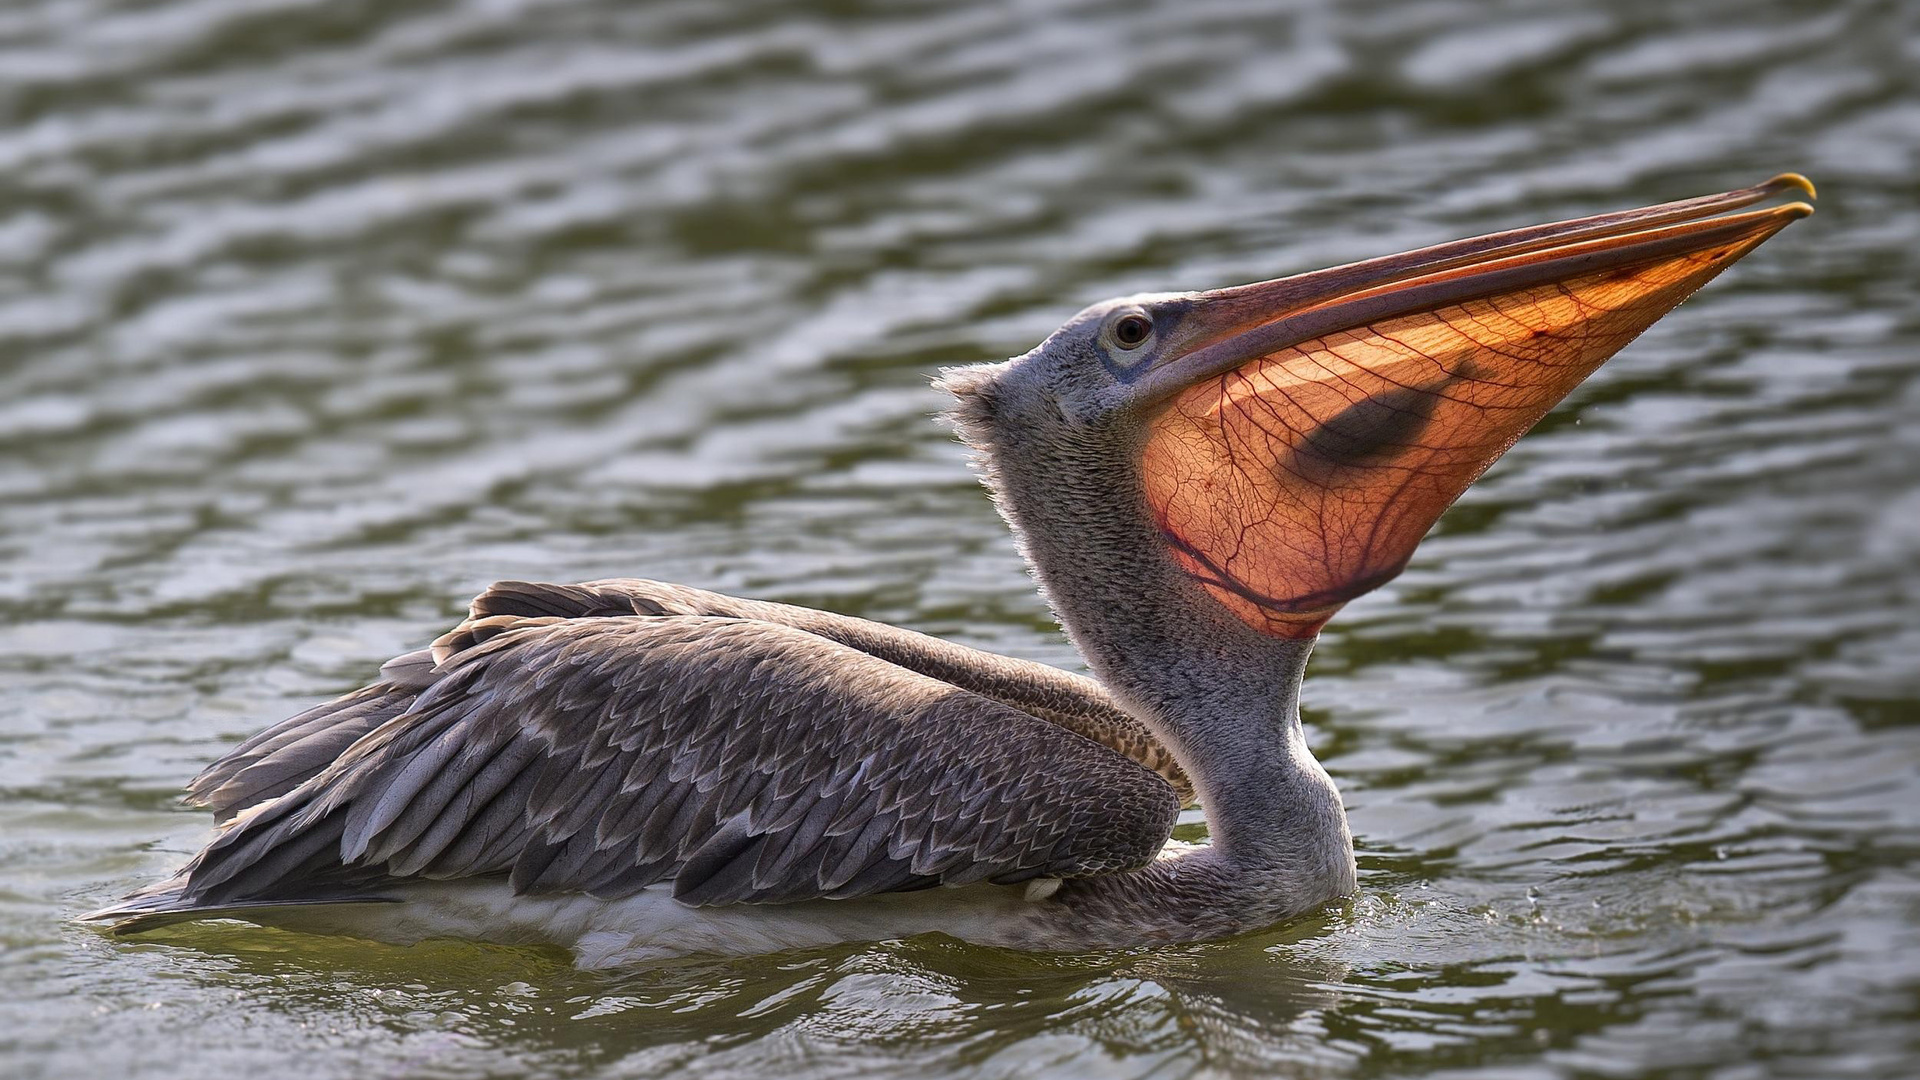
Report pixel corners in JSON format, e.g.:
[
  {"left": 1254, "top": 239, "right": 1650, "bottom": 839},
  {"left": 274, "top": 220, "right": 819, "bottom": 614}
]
[
  {"left": 977, "top": 425, "right": 1355, "bottom": 907},
  {"left": 1040, "top": 524, "right": 1349, "bottom": 884}
]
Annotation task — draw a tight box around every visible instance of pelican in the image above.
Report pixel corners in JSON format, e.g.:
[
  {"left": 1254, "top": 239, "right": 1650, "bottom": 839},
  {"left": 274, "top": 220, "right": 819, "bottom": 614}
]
[{"left": 86, "top": 176, "right": 1813, "bottom": 967}]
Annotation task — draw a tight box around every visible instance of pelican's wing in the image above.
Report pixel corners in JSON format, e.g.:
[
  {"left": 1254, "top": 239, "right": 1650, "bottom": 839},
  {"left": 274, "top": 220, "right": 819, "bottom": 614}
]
[
  {"left": 185, "top": 680, "right": 426, "bottom": 822},
  {"left": 99, "top": 613, "right": 1178, "bottom": 925},
  {"left": 186, "top": 579, "right": 1192, "bottom": 820},
  {"left": 465, "top": 579, "right": 1193, "bottom": 802}
]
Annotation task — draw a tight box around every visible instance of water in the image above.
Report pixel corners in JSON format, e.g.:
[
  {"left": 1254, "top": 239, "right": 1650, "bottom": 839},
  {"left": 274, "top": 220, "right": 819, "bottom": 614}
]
[{"left": 3, "top": 0, "right": 1916, "bottom": 1076}]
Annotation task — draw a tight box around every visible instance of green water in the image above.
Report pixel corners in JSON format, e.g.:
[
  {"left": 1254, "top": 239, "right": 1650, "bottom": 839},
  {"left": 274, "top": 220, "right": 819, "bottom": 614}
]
[{"left": 4, "top": 0, "right": 1917, "bottom": 1077}]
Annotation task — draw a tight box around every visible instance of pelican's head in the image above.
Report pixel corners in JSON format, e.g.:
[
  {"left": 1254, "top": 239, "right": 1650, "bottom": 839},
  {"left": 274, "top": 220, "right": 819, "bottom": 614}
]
[{"left": 942, "top": 176, "right": 1812, "bottom": 642}]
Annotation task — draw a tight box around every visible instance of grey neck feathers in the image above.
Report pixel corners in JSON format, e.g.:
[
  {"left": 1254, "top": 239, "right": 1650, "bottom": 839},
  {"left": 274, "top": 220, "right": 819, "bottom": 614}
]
[{"left": 963, "top": 409, "right": 1353, "bottom": 897}]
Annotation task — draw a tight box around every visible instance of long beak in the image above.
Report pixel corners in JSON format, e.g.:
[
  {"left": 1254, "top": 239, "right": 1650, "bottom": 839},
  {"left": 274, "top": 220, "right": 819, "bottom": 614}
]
[
  {"left": 1138, "top": 176, "right": 1813, "bottom": 639},
  {"left": 1138, "top": 173, "right": 1814, "bottom": 406}
]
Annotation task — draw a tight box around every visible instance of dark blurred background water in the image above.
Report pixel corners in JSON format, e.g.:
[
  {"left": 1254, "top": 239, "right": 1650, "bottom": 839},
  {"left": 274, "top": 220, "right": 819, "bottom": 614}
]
[{"left": 2, "top": 0, "right": 1917, "bottom": 1077}]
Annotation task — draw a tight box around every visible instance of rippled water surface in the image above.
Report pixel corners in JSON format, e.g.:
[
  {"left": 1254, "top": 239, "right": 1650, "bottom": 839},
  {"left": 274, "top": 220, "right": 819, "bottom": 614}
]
[{"left": 4, "top": 0, "right": 1918, "bottom": 1077}]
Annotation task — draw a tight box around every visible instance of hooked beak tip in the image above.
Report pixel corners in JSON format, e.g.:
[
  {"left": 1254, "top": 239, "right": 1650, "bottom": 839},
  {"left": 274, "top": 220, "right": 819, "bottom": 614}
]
[{"left": 1763, "top": 172, "right": 1817, "bottom": 201}]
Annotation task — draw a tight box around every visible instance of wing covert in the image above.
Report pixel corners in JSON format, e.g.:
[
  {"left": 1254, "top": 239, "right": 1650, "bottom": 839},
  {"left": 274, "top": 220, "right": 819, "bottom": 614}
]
[{"left": 444, "top": 578, "right": 1195, "bottom": 803}]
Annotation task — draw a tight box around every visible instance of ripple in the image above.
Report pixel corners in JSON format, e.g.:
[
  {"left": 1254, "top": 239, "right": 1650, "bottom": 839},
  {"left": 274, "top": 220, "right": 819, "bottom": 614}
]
[{"left": 4, "top": 0, "right": 1918, "bottom": 1078}]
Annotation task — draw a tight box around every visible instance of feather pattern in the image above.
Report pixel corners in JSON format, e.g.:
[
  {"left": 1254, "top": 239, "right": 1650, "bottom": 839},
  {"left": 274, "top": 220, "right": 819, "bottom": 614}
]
[{"left": 106, "top": 587, "right": 1183, "bottom": 921}]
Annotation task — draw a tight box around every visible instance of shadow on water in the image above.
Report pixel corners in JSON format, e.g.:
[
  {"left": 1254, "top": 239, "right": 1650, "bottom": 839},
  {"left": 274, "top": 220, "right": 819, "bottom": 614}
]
[
  {"left": 74, "top": 896, "right": 1851, "bottom": 1078},
  {"left": 66, "top": 919, "right": 1362, "bottom": 1077}
]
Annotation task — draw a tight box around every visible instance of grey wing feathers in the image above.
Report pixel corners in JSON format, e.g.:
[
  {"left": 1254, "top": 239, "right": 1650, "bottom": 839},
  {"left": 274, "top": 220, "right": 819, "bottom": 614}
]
[
  {"left": 126, "top": 614, "right": 1178, "bottom": 917},
  {"left": 184, "top": 679, "right": 422, "bottom": 822},
  {"left": 444, "top": 579, "right": 1195, "bottom": 803}
]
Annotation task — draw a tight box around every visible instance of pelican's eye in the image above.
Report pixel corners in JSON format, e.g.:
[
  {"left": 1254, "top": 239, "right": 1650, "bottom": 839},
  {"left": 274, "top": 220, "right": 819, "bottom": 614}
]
[
  {"left": 1102, "top": 310, "right": 1157, "bottom": 365},
  {"left": 1113, "top": 313, "right": 1154, "bottom": 348}
]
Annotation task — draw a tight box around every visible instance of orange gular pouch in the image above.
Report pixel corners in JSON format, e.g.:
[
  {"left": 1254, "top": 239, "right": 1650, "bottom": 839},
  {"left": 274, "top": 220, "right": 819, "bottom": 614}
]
[{"left": 1141, "top": 238, "right": 1776, "bottom": 638}]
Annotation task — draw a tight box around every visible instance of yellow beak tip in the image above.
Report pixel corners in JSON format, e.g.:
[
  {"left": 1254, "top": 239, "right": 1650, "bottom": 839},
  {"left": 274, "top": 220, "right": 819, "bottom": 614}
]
[{"left": 1764, "top": 172, "right": 1817, "bottom": 200}]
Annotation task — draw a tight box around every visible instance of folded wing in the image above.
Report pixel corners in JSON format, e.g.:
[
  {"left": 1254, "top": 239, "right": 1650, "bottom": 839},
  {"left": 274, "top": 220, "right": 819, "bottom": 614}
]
[
  {"left": 189, "top": 578, "right": 1193, "bottom": 818},
  {"left": 103, "top": 605, "right": 1179, "bottom": 926}
]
